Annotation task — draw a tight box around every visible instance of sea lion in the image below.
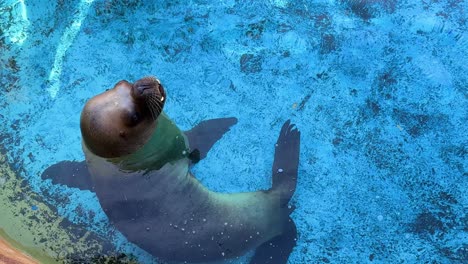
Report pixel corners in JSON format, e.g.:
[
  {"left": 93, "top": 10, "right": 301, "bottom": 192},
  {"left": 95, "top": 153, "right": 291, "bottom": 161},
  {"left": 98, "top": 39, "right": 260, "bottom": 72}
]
[{"left": 42, "top": 76, "right": 301, "bottom": 263}]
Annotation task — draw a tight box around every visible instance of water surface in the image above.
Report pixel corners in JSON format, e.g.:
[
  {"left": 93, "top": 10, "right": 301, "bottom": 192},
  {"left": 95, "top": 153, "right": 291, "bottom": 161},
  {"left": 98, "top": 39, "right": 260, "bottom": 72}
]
[{"left": 0, "top": 0, "right": 466, "bottom": 263}]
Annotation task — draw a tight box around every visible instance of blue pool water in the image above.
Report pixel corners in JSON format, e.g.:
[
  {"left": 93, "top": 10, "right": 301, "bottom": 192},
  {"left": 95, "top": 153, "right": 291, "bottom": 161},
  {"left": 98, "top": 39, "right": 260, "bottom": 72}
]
[{"left": 0, "top": 0, "right": 467, "bottom": 263}]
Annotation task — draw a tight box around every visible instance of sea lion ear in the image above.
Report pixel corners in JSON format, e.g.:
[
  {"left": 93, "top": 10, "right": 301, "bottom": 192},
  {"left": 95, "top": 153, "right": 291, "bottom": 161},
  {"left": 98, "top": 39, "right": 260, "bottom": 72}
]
[{"left": 41, "top": 161, "right": 95, "bottom": 192}]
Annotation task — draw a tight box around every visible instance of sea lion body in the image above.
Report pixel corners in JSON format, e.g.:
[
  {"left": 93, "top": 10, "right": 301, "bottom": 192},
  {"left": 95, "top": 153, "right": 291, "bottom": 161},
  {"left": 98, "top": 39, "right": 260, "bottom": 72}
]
[
  {"left": 42, "top": 77, "right": 300, "bottom": 263},
  {"left": 83, "top": 113, "right": 287, "bottom": 262}
]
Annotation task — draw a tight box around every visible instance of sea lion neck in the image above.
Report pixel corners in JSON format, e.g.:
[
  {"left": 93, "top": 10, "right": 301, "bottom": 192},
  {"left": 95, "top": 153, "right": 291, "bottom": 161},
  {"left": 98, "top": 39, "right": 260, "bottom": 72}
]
[{"left": 109, "top": 112, "right": 190, "bottom": 172}]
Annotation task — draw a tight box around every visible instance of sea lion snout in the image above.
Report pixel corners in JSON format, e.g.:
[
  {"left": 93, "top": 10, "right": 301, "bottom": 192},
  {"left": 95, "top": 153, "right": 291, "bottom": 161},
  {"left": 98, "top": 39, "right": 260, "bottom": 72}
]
[{"left": 132, "top": 76, "right": 165, "bottom": 102}]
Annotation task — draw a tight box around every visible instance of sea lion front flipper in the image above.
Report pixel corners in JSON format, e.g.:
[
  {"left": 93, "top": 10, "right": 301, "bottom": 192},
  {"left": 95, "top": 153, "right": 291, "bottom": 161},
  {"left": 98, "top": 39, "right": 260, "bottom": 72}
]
[
  {"left": 184, "top": 117, "right": 238, "bottom": 163},
  {"left": 41, "top": 161, "right": 94, "bottom": 191},
  {"left": 249, "top": 217, "right": 298, "bottom": 264}
]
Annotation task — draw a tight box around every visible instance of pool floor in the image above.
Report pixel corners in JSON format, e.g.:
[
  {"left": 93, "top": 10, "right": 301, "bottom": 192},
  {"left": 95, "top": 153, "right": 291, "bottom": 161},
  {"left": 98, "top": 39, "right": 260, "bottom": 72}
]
[{"left": 0, "top": 0, "right": 467, "bottom": 263}]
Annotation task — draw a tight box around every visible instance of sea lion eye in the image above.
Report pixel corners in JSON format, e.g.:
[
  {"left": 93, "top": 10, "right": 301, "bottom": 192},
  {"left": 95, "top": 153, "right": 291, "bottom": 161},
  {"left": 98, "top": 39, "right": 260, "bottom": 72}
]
[
  {"left": 124, "top": 112, "right": 140, "bottom": 127},
  {"left": 131, "top": 113, "right": 140, "bottom": 123}
]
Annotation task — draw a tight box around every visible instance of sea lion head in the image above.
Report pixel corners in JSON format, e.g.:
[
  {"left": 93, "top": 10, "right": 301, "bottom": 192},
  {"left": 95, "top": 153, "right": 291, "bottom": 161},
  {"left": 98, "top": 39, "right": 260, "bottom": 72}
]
[{"left": 80, "top": 76, "right": 166, "bottom": 158}]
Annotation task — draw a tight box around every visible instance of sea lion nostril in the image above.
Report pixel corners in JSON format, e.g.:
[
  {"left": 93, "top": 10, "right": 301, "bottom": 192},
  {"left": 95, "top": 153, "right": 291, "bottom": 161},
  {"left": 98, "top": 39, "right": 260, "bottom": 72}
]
[
  {"left": 134, "top": 79, "right": 157, "bottom": 96},
  {"left": 137, "top": 84, "right": 152, "bottom": 94}
]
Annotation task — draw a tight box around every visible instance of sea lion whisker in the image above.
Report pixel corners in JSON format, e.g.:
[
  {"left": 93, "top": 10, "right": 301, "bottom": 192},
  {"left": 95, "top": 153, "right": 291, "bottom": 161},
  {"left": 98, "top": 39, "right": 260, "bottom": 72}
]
[
  {"left": 147, "top": 96, "right": 159, "bottom": 112},
  {"left": 146, "top": 100, "right": 158, "bottom": 120},
  {"left": 149, "top": 95, "right": 163, "bottom": 113},
  {"left": 149, "top": 92, "right": 164, "bottom": 103},
  {"left": 144, "top": 95, "right": 159, "bottom": 119},
  {"left": 155, "top": 93, "right": 164, "bottom": 102},
  {"left": 148, "top": 103, "right": 156, "bottom": 120},
  {"left": 153, "top": 102, "right": 163, "bottom": 115},
  {"left": 147, "top": 98, "right": 162, "bottom": 118}
]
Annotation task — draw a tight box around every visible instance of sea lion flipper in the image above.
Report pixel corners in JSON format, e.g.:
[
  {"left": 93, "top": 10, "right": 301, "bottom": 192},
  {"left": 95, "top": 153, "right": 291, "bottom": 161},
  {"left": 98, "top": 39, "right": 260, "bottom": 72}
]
[
  {"left": 249, "top": 217, "right": 297, "bottom": 264},
  {"left": 185, "top": 117, "right": 238, "bottom": 163},
  {"left": 41, "top": 161, "right": 94, "bottom": 191},
  {"left": 272, "top": 120, "right": 300, "bottom": 203}
]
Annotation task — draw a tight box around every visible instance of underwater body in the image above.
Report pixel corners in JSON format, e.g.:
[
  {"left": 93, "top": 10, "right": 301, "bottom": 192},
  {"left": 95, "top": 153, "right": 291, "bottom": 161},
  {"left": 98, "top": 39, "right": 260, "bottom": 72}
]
[{"left": 0, "top": 0, "right": 467, "bottom": 263}]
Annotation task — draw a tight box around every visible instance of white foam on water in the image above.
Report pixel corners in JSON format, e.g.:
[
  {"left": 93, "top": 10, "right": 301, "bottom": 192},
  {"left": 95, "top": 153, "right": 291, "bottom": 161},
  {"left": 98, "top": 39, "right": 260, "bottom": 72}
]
[
  {"left": 47, "top": 0, "right": 95, "bottom": 99},
  {"left": 270, "top": 0, "right": 289, "bottom": 8},
  {"left": 3, "top": 0, "right": 30, "bottom": 44}
]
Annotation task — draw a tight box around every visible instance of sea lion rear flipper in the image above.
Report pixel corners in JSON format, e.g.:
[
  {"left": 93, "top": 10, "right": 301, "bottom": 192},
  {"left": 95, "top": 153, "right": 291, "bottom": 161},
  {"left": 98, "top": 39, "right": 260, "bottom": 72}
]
[
  {"left": 184, "top": 117, "right": 238, "bottom": 163},
  {"left": 249, "top": 121, "right": 300, "bottom": 263},
  {"left": 272, "top": 120, "right": 300, "bottom": 204},
  {"left": 41, "top": 161, "right": 94, "bottom": 191},
  {"left": 249, "top": 217, "right": 297, "bottom": 264}
]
